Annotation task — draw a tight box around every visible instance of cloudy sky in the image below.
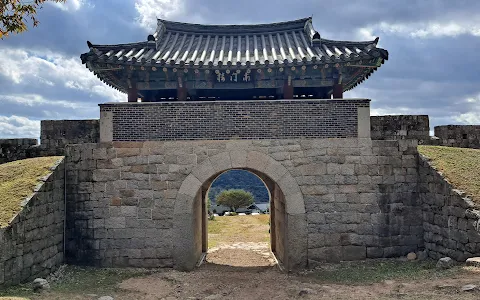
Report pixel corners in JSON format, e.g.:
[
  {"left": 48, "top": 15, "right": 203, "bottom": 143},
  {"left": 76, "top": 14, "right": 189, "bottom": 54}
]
[{"left": 1, "top": 0, "right": 479, "bottom": 138}]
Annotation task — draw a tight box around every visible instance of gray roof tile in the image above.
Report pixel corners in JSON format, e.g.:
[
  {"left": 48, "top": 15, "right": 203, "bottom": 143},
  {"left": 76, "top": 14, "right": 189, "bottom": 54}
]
[{"left": 81, "top": 17, "right": 388, "bottom": 68}]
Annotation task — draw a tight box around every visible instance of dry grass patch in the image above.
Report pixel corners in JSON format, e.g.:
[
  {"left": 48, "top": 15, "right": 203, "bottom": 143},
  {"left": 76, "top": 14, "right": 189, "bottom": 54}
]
[
  {"left": 0, "top": 156, "right": 64, "bottom": 227},
  {"left": 208, "top": 214, "right": 270, "bottom": 248},
  {"left": 418, "top": 146, "right": 480, "bottom": 203}
]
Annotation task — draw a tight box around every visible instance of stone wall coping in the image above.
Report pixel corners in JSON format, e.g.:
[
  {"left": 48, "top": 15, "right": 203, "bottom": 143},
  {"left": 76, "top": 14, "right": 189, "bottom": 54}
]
[
  {"left": 3, "top": 157, "right": 65, "bottom": 229},
  {"left": 99, "top": 98, "right": 371, "bottom": 106},
  {"left": 419, "top": 154, "right": 478, "bottom": 210},
  {"left": 91, "top": 138, "right": 370, "bottom": 149},
  {"left": 372, "top": 114, "right": 429, "bottom": 118},
  {"left": 0, "top": 138, "right": 38, "bottom": 145},
  {"left": 435, "top": 125, "right": 480, "bottom": 129},
  {"left": 40, "top": 119, "right": 98, "bottom": 122}
]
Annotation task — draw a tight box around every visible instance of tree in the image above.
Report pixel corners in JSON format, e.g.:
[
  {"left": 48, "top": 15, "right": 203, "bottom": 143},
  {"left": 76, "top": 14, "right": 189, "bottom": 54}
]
[
  {"left": 0, "top": 0, "right": 66, "bottom": 38},
  {"left": 216, "top": 189, "right": 254, "bottom": 212}
]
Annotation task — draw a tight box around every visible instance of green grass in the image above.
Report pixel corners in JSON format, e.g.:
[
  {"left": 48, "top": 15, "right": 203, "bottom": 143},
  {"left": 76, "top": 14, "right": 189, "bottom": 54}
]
[
  {"left": 0, "top": 266, "right": 153, "bottom": 299},
  {"left": 418, "top": 145, "right": 480, "bottom": 203},
  {"left": 306, "top": 260, "right": 465, "bottom": 285},
  {"left": 0, "top": 156, "right": 64, "bottom": 227}
]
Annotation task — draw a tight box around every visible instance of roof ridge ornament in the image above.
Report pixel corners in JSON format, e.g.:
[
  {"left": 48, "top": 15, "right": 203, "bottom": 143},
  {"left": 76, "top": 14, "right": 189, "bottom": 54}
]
[
  {"left": 155, "top": 20, "right": 167, "bottom": 49},
  {"left": 147, "top": 34, "right": 156, "bottom": 49},
  {"left": 303, "top": 18, "right": 321, "bottom": 47}
]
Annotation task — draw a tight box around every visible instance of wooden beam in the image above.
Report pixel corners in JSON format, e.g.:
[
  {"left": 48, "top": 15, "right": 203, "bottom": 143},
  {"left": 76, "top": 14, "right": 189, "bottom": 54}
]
[{"left": 332, "top": 83, "right": 343, "bottom": 99}]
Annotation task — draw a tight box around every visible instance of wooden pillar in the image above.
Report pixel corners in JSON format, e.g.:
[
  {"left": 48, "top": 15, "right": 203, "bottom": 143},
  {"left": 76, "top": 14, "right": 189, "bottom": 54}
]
[
  {"left": 333, "top": 83, "right": 343, "bottom": 99},
  {"left": 283, "top": 76, "right": 294, "bottom": 99},
  {"left": 177, "top": 87, "right": 188, "bottom": 101},
  {"left": 177, "top": 76, "right": 188, "bottom": 101},
  {"left": 127, "top": 87, "right": 138, "bottom": 102}
]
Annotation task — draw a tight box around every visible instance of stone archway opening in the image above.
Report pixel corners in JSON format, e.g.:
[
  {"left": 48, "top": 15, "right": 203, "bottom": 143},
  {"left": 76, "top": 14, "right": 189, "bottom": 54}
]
[
  {"left": 198, "top": 168, "right": 287, "bottom": 268},
  {"left": 173, "top": 150, "right": 307, "bottom": 272}
]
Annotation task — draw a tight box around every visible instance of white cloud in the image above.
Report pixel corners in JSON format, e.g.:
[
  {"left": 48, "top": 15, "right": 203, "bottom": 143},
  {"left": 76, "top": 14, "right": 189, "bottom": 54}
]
[
  {"left": 358, "top": 20, "right": 480, "bottom": 40},
  {"left": 0, "top": 48, "right": 124, "bottom": 102},
  {"left": 50, "top": 0, "right": 85, "bottom": 11},
  {"left": 0, "top": 116, "right": 40, "bottom": 138},
  {"left": 135, "top": 0, "right": 184, "bottom": 31},
  {"left": 455, "top": 94, "right": 480, "bottom": 124},
  {"left": 2, "top": 94, "right": 88, "bottom": 109},
  {"left": 370, "top": 107, "right": 418, "bottom": 116}
]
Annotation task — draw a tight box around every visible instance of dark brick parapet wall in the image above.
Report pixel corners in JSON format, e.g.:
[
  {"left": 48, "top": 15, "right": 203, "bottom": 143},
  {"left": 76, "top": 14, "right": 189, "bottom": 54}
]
[{"left": 100, "top": 99, "right": 370, "bottom": 141}]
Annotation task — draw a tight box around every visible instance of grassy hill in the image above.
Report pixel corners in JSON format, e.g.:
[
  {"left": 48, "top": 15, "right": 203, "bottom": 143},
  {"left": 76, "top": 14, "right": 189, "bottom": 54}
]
[
  {"left": 0, "top": 156, "right": 63, "bottom": 227},
  {"left": 418, "top": 145, "right": 480, "bottom": 203}
]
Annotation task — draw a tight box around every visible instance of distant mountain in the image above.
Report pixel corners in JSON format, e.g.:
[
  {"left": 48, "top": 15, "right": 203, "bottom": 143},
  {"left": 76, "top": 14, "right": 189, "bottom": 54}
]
[{"left": 208, "top": 169, "right": 269, "bottom": 203}]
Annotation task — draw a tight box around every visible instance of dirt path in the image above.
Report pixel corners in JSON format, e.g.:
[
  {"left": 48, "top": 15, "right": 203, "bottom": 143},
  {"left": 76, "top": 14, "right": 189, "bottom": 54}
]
[
  {"left": 116, "top": 264, "right": 480, "bottom": 300},
  {"left": 3, "top": 215, "right": 480, "bottom": 299},
  {"left": 206, "top": 242, "right": 276, "bottom": 267}
]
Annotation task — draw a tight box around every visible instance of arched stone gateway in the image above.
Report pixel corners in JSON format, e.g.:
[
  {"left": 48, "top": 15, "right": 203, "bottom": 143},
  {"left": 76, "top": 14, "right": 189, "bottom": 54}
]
[
  {"left": 173, "top": 150, "right": 307, "bottom": 271},
  {"left": 63, "top": 99, "right": 442, "bottom": 272}
]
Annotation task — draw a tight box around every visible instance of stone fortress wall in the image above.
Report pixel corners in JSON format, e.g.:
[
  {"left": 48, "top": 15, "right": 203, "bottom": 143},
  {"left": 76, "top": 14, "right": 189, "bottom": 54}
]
[
  {"left": 2, "top": 98, "right": 480, "bottom": 285},
  {"left": 433, "top": 125, "right": 480, "bottom": 149},
  {"left": 0, "top": 158, "right": 65, "bottom": 286},
  {"left": 0, "top": 139, "right": 38, "bottom": 164},
  {"left": 419, "top": 156, "right": 480, "bottom": 261},
  {"left": 0, "top": 120, "right": 100, "bottom": 165},
  {"left": 64, "top": 138, "right": 424, "bottom": 269},
  {"left": 2, "top": 115, "right": 478, "bottom": 167},
  {"left": 40, "top": 120, "right": 100, "bottom": 152},
  {"left": 370, "top": 115, "right": 430, "bottom": 141}
]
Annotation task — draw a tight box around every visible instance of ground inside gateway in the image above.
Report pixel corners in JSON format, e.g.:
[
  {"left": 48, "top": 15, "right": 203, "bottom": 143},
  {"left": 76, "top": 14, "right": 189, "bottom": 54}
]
[
  {"left": 205, "top": 214, "right": 276, "bottom": 267},
  {"left": 2, "top": 215, "right": 480, "bottom": 300}
]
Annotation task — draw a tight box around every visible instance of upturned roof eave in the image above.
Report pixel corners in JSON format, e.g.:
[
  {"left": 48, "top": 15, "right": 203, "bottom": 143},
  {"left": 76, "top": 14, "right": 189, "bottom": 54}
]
[{"left": 81, "top": 50, "right": 388, "bottom": 69}]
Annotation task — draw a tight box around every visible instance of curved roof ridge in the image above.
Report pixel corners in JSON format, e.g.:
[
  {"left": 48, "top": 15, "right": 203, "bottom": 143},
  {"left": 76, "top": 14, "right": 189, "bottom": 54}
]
[
  {"left": 320, "top": 36, "right": 379, "bottom": 46},
  {"left": 89, "top": 41, "right": 148, "bottom": 49},
  {"left": 156, "top": 17, "right": 312, "bottom": 34}
]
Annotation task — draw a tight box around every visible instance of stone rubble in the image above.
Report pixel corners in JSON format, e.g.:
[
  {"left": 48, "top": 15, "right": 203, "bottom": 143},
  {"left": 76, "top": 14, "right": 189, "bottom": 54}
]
[
  {"left": 461, "top": 284, "right": 477, "bottom": 292},
  {"left": 32, "top": 278, "right": 50, "bottom": 292},
  {"left": 407, "top": 252, "right": 417, "bottom": 260},
  {"left": 436, "top": 257, "right": 454, "bottom": 269},
  {"left": 465, "top": 257, "right": 480, "bottom": 267}
]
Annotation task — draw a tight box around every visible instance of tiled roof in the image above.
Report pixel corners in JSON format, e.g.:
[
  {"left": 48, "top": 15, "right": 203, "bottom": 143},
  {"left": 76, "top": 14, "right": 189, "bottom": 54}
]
[{"left": 81, "top": 17, "right": 388, "bottom": 68}]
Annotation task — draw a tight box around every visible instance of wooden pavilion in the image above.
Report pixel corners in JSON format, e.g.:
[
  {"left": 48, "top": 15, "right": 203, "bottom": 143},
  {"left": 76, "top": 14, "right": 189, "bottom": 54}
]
[{"left": 81, "top": 17, "right": 388, "bottom": 102}]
